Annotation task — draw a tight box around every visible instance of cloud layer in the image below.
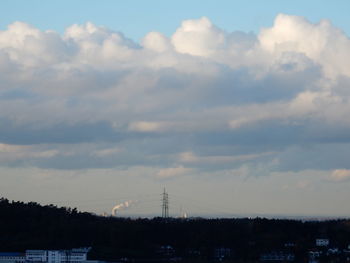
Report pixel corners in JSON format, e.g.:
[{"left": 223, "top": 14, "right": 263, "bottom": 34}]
[{"left": 0, "top": 14, "right": 350, "bottom": 181}]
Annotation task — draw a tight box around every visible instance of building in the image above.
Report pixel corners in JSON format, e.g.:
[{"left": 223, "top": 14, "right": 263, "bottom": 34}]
[
  {"left": 260, "top": 251, "right": 295, "bottom": 262},
  {"left": 0, "top": 253, "right": 25, "bottom": 263},
  {"left": 316, "top": 239, "right": 329, "bottom": 247},
  {"left": 25, "top": 248, "right": 90, "bottom": 263},
  {"left": 156, "top": 245, "right": 175, "bottom": 257},
  {"left": 25, "top": 251, "right": 46, "bottom": 262},
  {"left": 0, "top": 248, "right": 91, "bottom": 263},
  {"left": 214, "top": 248, "right": 232, "bottom": 261},
  {"left": 326, "top": 248, "right": 340, "bottom": 255}
]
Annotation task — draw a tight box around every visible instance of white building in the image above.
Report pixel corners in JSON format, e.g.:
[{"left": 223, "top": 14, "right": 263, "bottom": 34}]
[
  {"left": 260, "top": 251, "right": 295, "bottom": 261},
  {"left": 25, "top": 248, "right": 90, "bottom": 263},
  {"left": 25, "top": 250, "right": 46, "bottom": 262},
  {"left": 0, "top": 253, "right": 25, "bottom": 263},
  {"left": 316, "top": 239, "right": 329, "bottom": 247}
]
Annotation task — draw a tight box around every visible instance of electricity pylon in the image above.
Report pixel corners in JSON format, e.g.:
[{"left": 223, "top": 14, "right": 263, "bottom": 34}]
[{"left": 162, "top": 188, "right": 169, "bottom": 218}]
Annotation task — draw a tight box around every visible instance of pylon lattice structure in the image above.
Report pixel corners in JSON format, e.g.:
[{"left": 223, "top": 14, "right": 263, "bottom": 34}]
[{"left": 162, "top": 188, "right": 169, "bottom": 218}]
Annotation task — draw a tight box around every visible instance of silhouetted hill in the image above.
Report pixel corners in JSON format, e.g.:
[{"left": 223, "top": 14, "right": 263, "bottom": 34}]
[{"left": 1, "top": 198, "right": 350, "bottom": 262}]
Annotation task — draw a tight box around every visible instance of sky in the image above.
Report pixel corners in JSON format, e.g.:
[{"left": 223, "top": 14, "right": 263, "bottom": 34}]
[{"left": 0, "top": 1, "right": 350, "bottom": 218}]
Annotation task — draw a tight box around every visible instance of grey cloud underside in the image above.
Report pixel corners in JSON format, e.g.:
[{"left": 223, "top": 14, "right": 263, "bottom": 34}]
[
  {"left": 0, "top": 119, "right": 122, "bottom": 144},
  {"left": 2, "top": 120, "right": 350, "bottom": 172},
  {"left": 1, "top": 15, "right": 350, "bottom": 174}
]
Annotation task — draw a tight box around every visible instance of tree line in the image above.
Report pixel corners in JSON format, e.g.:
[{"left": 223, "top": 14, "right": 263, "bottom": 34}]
[{"left": 1, "top": 198, "right": 350, "bottom": 262}]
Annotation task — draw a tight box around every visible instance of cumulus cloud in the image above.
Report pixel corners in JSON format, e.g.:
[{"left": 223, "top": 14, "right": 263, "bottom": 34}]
[
  {"left": 0, "top": 22, "right": 72, "bottom": 66},
  {"left": 0, "top": 14, "right": 349, "bottom": 177},
  {"left": 171, "top": 17, "right": 226, "bottom": 57},
  {"left": 142, "top": 32, "right": 172, "bottom": 53},
  {"left": 259, "top": 14, "right": 350, "bottom": 78}
]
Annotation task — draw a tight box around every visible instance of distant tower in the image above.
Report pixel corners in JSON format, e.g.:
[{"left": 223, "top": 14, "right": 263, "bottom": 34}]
[{"left": 162, "top": 188, "right": 169, "bottom": 218}]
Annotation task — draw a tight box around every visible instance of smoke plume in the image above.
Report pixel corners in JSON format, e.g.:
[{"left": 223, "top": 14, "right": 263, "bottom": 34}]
[{"left": 111, "top": 200, "right": 136, "bottom": 216}]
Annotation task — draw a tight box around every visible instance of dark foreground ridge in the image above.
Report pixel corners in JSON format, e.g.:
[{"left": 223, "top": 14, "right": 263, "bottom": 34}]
[{"left": 1, "top": 198, "right": 350, "bottom": 262}]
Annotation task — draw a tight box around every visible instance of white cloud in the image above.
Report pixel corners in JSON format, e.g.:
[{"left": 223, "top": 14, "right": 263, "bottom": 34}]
[
  {"left": 156, "top": 166, "right": 193, "bottom": 179},
  {"left": 92, "top": 147, "right": 122, "bottom": 157},
  {"left": 128, "top": 121, "right": 167, "bottom": 132},
  {"left": 0, "top": 143, "right": 59, "bottom": 162},
  {"left": 179, "top": 151, "right": 274, "bottom": 164},
  {"left": 0, "top": 14, "right": 349, "bottom": 176},
  {"left": 0, "top": 22, "right": 71, "bottom": 67},
  {"left": 259, "top": 14, "right": 350, "bottom": 78},
  {"left": 0, "top": 143, "right": 28, "bottom": 153},
  {"left": 330, "top": 169, "right": 350, "bottom": 182},
  {"left": 171, "top": 17, "right": 226, "bottom": 57},
  {"left": 142, "top": 32, "right": 172, "bottom": 53}
]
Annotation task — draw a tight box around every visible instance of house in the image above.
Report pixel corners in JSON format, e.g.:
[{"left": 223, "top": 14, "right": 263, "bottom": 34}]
[
  {"left": 308, "top": 250, "right": 322, "bottom": 263},
  {"left": 327, "top": 248, "right": 340, "bottom": 256},
  {"left": 316, "top": 239, "right": 329, "bottom": 247},
  {"left": 309, "top": 251, "right": 322, "bottom": 258}
]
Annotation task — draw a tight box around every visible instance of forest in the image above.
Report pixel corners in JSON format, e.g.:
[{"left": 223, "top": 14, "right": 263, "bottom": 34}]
[{"left": 1, "top": 198, "right": 350, "bottom": 262}]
